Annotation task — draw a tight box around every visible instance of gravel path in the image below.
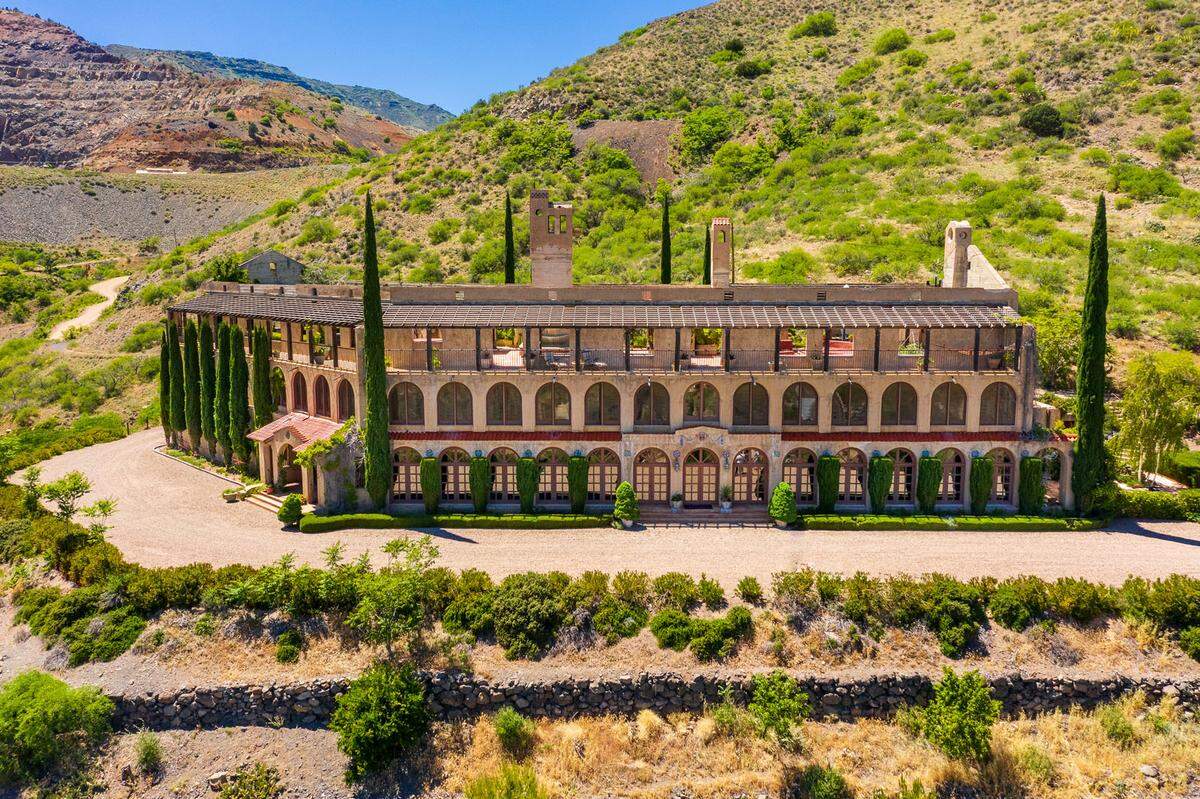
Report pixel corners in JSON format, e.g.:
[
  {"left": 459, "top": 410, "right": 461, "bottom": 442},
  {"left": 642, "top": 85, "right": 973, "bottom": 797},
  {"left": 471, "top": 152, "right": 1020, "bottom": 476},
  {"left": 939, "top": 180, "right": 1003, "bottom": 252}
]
[
  {"left": 48, "top": 274, "right": 129, "bottom": 340},
  {"left": 29, "top": 429, "right": 1200, "bottom": 586}
]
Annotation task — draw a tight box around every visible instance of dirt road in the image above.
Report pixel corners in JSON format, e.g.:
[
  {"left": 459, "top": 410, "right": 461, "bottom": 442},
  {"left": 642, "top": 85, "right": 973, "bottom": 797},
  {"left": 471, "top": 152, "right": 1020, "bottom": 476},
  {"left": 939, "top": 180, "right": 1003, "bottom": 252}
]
[{"left": 48, "top": 273, "right": 129, "bottom": 340}]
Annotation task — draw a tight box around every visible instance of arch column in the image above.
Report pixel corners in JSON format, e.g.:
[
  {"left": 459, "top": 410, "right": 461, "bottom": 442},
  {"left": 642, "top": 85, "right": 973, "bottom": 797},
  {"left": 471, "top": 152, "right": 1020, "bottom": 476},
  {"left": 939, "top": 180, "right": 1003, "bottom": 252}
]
[
  {"left": 960, "top": 452, "right": 973, "bottom": 513},
  {"left": 1058, "top": 445, "right": 1075, "bottom": 512}
]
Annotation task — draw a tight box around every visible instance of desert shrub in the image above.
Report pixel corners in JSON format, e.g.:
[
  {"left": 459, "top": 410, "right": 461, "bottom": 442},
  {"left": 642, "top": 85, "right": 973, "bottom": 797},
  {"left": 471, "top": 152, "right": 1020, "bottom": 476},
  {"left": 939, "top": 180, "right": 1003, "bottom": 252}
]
[
  {"left": 1048, "top": 577, "right": 1117, "bottom": 623},
  {"left": 420, "top": 458, "right": 441, "bottom": 514},
  {"left": 768, "top": 482, "right": 798, "bottom": 524},
  {"left": 989, "top": 576, "right": 1049, "bottom": 630},
  {"left": 464, "top": 764, "right": 546, "bottom": 799},
  {"left": 1019, "top": 103, "right": 1065, "bottom": 137},
  {"left": 1097, "top": 703, "right": 1137, "bottom": 748},
  {"left": 772, "top": 569, "right": 822, "bottom": 623},
  {"left": 649, "top": 609, "right": 695, "bottom": 650},
  {"left": 896, "top": 48, "right": 928, "bottom": 67},
  {"left": 0, "top": 670, "right": 114, "bottom": 784},
  {"left": 748, "top": 670, "right": 811, "bottom": 746},
  {"left": 1108, "top": 161, "right": 1180, "bottom": 200},
  {"left": 680, "top": 105, "right": 742, "bottom": 163},
  {"left": 737, "top": 576, "right": 764, "bottom": 604},
  {"left": 924, "top": 576, "right": 987, "bottom": 658},
  {"left": 276, "top": 494, "right": 303, "bottom": 527},
  {"left": 493, "top": 707, "right": 535, "bottom": 757},
  {"left": 491, "top": 572, "right": 565, "bottom": 659},
  {"left": 1178, "top": 627, "right": 1200, "bottom": 660},
  {"left": 330, "top": 662, "right": 429, "bottom": 782},
  {"left": 1018, "top": 457, "right": 1045, "bottom": 514},
  {"left": 697, "top": 575, "right": 725, "bottom": 609},
  {"left": 134, "top": 731, "right": 162, "bottom": 774},
  {"left": 442, "top": 569, "right": 496, "bottom": 637},
  {"left": 791, "top": 11, "right": 836, "bottom": 37},
  {"left": 874, "top": 28, "right": 912, "bottom": 54},
  {"left": 925, "top": 29, "right": 955, "bottom": 42},
  {"left": 592, "top": 596, "right": 648, "bottom": 643},
  {"left": 1158, "top": 126, "right": 1195, "bottom": 161},
  {"left": 920, "top": 669, "right": 999, "bottom": 763},
  {"left": 218, "top": 763, "right": 283, "bottom": 799},
  {"left": 837, "top": 58, "right": 881, "bottom": 88},
  {"left": 688, "top": 606, "right": 753, "bottom": 661},
  {"left": 1015, "top": 745, "right": 1056, "bottom": 784},
  {"left": 652, "top": 572, "right": 699, "bottom": 611},
  {"left": 841, "top": 572, "right": 885, "bottom": 626},
  {"left": 612, "top": 570, "right": 651, "bottom": 608},
  {"left": 274, "top": 630, "right": 302, "bottom": 663},
  {"left": 781, "top": 764, "right": 852, "bottom": 799},
  {"left": 815, "top": 456, "right": 839, "bottom": 512}
]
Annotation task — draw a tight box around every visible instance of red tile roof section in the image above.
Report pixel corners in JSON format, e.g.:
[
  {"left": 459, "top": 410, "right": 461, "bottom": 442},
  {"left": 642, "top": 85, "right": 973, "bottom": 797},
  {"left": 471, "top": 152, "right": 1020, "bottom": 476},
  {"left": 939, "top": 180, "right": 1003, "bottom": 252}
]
[{"left": 248, "top": 412, "right": 344, "bottom": 452}]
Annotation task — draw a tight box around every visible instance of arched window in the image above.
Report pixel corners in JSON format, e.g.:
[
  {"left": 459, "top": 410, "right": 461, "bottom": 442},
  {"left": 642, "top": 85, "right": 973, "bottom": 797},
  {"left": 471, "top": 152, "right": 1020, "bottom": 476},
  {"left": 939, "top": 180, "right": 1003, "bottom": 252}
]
[
  {"left": 587, "top": 448, "right": 620, "bottom": 502},
  {"left": 783, "top": 382, "right": 818, "bottom": 426},
  {"left": 290, "top": 372, "right": 308, "bottom": 413},
  {"left": 989, "top": 449, "right": 1016, "bottom": 503},
  {"left": 783, "top": 448, "right": 817, "bottom": 504},
  {"left": 832, "top": 383, "right": 868, "bottom": 427},
  {"left": 888, "top": 448, "right": 915, "bottom": 503},
  {"left": 336, "top": 380, "right": 355, "bottom": 422},
  {"left": 389, "top": 382, "right": 424, "bottom": 426},
  {"left": 634, "top": 448, "right": 669, "bottom": 502},
  {"left": 313, "top": 376, "right": 331, "bottom": 418},
  {"left": 440, "top": 448, "right": 471, "bottom": 501},
  {"left": 838, "top": 449, "right": 866, "bottom": 503},
  {"left": 584, "top": 383, "right": 620, "bottom": 426},
  {"left": 980, "top": 383, "right": 1017, "bottom": 426},
  {"left": 733, "top": 383, "right": 769, "bottom": 428},
  {"left": 683, "top": 382, "right": 720, "bottom": 424},
  {"left": 537, "top": 448, "right": 569, "bottom": 503},
  {"left": 489, "top": 448, "right": 519, "bottom": 503},
  {"left": 535, "top": 383, "right": 571, "bottom": 426},
  {"left": 634, "top": 382, "right": 669, "bottom": 427},
  {"left": 437, "top": 383, "right": 473, "bottom": 426},
  {"left": 270, "top": 367, "right": 286, "bottom": 411},
  {"left": 683, "top": 448, "right": 719, "bottom": 503},
  {"left": 930, "top": 382, "right": 967, "bottom": 426},
  {"left": 732, "top": 448, "right": 768, "bottom": 503},
  {"left": 392, "top": 447, "right": 421, "bottom": 502},
  {"left": 486, "top": 383, "right": 522, "bottom": 426},
  {"left": 937, "top": 449, "right": 964, "bottom": 503},
  {"left": 881, "top": 383, "right": 917, "bottom": 426}
]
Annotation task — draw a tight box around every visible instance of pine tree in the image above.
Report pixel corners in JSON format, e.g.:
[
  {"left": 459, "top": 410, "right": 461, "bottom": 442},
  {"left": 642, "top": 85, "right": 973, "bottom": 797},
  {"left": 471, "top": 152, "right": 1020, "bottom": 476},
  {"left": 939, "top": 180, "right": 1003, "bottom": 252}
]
[
  {"left": 215, "top": 323, "right": 232, "bottom": 463},
  {"left": 252, "top": 326, "right": 273, "bottom": 427},
  {"left": 659, "top": 189, "right": 672, "bottom": 284},
  {"left": 199, "top": 321, "right": 216, "bottom": 453},
  {"left": 1072, "top": 195, "right": 1110, "bottom": 515},
  {"left": 182, "top": 320, "right": 202, "bottom": 450},
  {"left": 361, "top": 191, "right": 391, "bottom": 508},
  {"left": 702, "top": 225, "right": 712, "bottom": 285},
  {"left": 503, "top": 192, "right": 516, "bottom": 284},
  {"left": 158, "top": 326, "right": 173, "bottom": 443},
  {"left": 229, "top": 326, "right": 251, "bottom": 463},
  {"left": 167, "top": 320, "right": 185, "bottom": 447}
]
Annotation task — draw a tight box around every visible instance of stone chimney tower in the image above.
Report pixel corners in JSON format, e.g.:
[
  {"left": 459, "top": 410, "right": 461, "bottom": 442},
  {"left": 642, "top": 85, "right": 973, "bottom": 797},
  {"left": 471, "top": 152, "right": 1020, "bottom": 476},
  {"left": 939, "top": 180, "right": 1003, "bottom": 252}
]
[
  {"left": 944, "top": 220, "right": 972, "bottom": 288},
  {"left": 529, "top": 190, "right": 573, "bottom": 288},
  {"left": 710, "top": 218, "right": 733, "bottom": 287}
]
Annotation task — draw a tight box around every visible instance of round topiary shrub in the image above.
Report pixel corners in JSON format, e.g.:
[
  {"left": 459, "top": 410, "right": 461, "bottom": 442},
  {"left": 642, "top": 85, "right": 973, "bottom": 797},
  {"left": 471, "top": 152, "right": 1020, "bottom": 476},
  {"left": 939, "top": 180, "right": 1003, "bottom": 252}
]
[
  {"left": 769, "top": 482, "right": 798, "bottom": 525},
  {"left": 277, "top": 494, "right": 303, "bottom": 527}
]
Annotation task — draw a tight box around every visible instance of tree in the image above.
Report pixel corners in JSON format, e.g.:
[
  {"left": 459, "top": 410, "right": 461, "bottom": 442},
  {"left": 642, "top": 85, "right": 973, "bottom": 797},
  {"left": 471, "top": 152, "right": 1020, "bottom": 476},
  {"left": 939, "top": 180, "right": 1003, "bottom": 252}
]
[
  {"left": 166, "top": 320, "right": 185, "bottom": 446},
  {"left": 347, "top": 537, "right": 439, "bottom": 659},
  {"left": 702, "top": 225, "right": 711, "bottom": 285},
  {"left": 659, "top": 187, "right": 672, "bottom": 284},
  {"left": 1073, "top": 195, "right": 1110, "bottom": 514},
  {"left": 1032, "top": 311, "right": 1081, "bottom": 391},
  {"left": 503, "top": 192, "right": 516, "bottom": 284},
  {"left": 330, "top": 663, "right": 429, "bottom": 784},
  {"left": 158, "top": 326, "right": 172, "bottom": 444},
  {"left": 42, "top": 470, "right": 91, "bottom": 522},
  {"left": 198, "top": 321, "right": 217, "bottom": 453},
  {"left": 182, "top": 320, "right": 202, "bottom": 450},
  {"left": 1113, "top": 353, "right": 1200, "bottom": 481},
  {"left": 252, "top": 327, "right": 273, "bottom": 427},
  {"left": 361, "top": 191, "right": 391, "bottom": 508},
  {"left": 214, "top": 323, "right": 232, "bottom": 463},
  {"left": 228, "top": 326, "right": 251, "bottom": 463}
]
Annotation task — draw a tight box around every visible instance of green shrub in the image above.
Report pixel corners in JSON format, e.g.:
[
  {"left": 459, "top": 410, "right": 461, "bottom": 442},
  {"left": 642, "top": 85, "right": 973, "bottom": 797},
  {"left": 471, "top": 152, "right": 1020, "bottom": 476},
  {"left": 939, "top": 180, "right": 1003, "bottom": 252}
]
[
  {"left": 769, "top": 482, "right": 798, "bottom": 524},
  {"left": 790, "top": 11, "right": 837, "bottom": 37},
  {"left": 867, "top": 456, "right": 893, "bottom": 513},
  {"left": 1158, "top": 126, "right": 1195, "bottom": 161},
  {"left": 612, "top": 570, "right": 651, "bottom": 607},
  {"left": 915, "top": 457, "right": 941, "bottom": 513},
  {"left": 1097, "top": 703, "right": 1137, "bottom": 748},
  {"left": 613, "top": 481, "right": 639, "bottom": 523},
  {"left": 464, "top": 764, "right": 547, "bottom": 799},
  {"left": 925, "top": 577, "right": 987, "bottom": 658},
  {"left": 567, "top": 456, "right": 587, "bottom": 513},
  {"left": 420, "top": 458, "right": 440, "bottom": 514},
  {"left": 649, "top": 609, "right": 694, "bottom": 650},
  {"left": 680, "top": 105, "right": 742, "bottom": 163},
  {"left": 837, "top": 58, "right": 881, "bottom": 88},
  {"left": 874, "top": 28, "right": 912, "bottom": 54},
  {"left": 782, "top": 764, "right": 852, "bottom": 799},
  {"left": 735, "top": 58, "right": 773, "bottom": 78},
  {"left": 698, "top": 575, "right": 725, "bottom": 609},
  {"left": 1178, "top": 626, "right": 1200, "bottom": 660},
  {"left": 816, "top": 456, "right": 839, "bottom": 512},
  {"left": 297, "top": 512, "right": 610, "bottom": 533},
  {"left": 896, "top": 48, "right": 928, "bottom": 67},
  {"left": 919, "top": 668, "right": 999, "bottom": 763},
  {"left": 493, "top": 706, "right": 535, "bottom": 757},
  {"left": 134, "top": 731, "right": 162, "bottom": 774},
  {"left": 688, "top": 606, "right": 753, "bottom": 661},
  {"left": 218, "top": 762, "right": 283, "bottom": 799},
  {"left": 274, "top": 630, "right": 302, "bottom": 663},
  {"left": 737, "top": 576, "right": 764, "bottom": 604},
  {"left": 1048, "top": 577, "right": 1117, "bottom": 623},
  {"left": 492, "top": 572, "right": 565, "bottom": 659},
  {"left": 652, "top": 572, "right": 699, "bottom": 611},
  {"left": 748, "top": 670, "right": 810, "bottom": 746},
  {"left": 1122, "top": 574, "right": 1200, "bottom": 630},
  {"left": 968, "top": 456, "right": 993, "bottom": 515},
  {"left": 470, "top": 457, "right": 492, "bottom": 513},
  {"left": 989, "top": 576, "right": 1049, "bottom": 630},
  {"left": 1019, "top": 103, "right": 1065, "bottom": 137},
  {"left": 0, "top": 670, "right": 114, "bottom": 784},
  {"left": 442, "top": 570, "right": 496, "bottom": 637},
  {"left": 797, "top": 515, "right": 1098, "bottom": 532},
  {"left": 592, "top": 596, "right": 648, "bottom": 643},
  {"left": 516, "top": 458, "right": 540, "bottom": 513},
  {"left": 1117, "top": 488, "right": 1200, "bottom": 520},
  {"left": 924, "top": 29, "right": 955, "bottom": 43},
  {"left": 330, "top": 662, "right": 430, "bottom": 783},
  {"left": 1018, "top": 457, "right": 1045, "bottom": 514},
  {"left": 277, "top": 494, "right": 303, "bottom": 527}
]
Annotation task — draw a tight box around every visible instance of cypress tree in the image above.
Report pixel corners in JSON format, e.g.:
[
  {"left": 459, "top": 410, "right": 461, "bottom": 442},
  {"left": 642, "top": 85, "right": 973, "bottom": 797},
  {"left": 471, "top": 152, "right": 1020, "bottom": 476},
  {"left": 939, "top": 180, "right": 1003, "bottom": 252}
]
[
  {"left": 361, "top": 191, "right": 391, "bottom": 508},
  {"left": 229, "top": 326, "right": 251, "bottom": 463},
  {"left": 659, "top": 189, "right": 672, "bottom": 284},
  {"left": 215, "top": 323, "right": 232, "bottom": 463},
  {"left": 158, "top": 326, "right": 172, "bottom": 443},
  {"left": 182, "top": 320, "right": 202, "bottom": 450},
  {"left": 702, "top": 224, "right": 711, "bottom": 285},
  {"left": 167, "top": 320, "right": 185, "bottom": 447},
  {"left": 503, "top": 192, "right": 516, "bottom": 285},
  {"left": 1072, "top": 195, "right": 1110, "bottom": 515},
  {"left": 252, "top": 326, "right": 273, "bottom": 427},
  {"left": 199, "top": 321, "right": 216, "bottom": 453}
]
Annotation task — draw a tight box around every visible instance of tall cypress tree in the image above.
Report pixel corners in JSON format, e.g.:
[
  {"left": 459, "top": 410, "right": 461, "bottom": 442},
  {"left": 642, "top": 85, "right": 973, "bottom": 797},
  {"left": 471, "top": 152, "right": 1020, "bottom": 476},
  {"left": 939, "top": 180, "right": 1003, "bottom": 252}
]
[
  {"left": 229, "top": 326, "right": 251, "bottom": 463},
  {"left": 503, "top": 192, "right": 516, "bottom": 285},
  {"left": 702, "top": 225, "right": 712, "bottom": 285},
  {"left": 215, "top": 323, "right": 232, "bottom": 463},
  {"left": 199, "top": 321, "right": 216, "bottom": 454},
  {"left": 159, "top": 326, "right": 173, "bottom": 443},
  {"left": 252, "top": 326, "right": 273, "bottom": 427},
  {"left": 1072, "top": 194, "right": 1110, "bottom": 514},
  {"left": 182, "top": 320, "right": 202, "bottom": 450},
  {"left": 361, "top": 191, "right": 391, "bottom": 508},
  {"left": 659, "top": 189, "right": 672, "bottom": 284},
  {"left": 167, "top": 320, "right": 185, "bottom": 447}
]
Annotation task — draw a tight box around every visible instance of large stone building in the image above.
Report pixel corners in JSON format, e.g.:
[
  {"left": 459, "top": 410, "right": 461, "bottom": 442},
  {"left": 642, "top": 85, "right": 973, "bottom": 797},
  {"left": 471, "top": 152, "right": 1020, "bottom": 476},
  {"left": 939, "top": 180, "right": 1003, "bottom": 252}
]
[{"left": 168, "top": 193, "right": 1072, "bottom": 515}]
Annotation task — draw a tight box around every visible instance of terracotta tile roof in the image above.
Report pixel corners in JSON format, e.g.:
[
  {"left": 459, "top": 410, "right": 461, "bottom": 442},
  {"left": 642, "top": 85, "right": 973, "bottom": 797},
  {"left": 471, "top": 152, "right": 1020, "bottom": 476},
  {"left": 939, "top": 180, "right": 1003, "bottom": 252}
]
[{"left": 248, "top": 412, "right": 344, "bottom": 452}]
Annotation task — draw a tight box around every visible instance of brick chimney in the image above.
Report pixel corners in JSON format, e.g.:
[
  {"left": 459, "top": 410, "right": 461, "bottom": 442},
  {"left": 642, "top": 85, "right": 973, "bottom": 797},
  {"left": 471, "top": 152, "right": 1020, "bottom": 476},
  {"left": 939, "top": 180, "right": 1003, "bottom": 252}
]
[
  {"left": 529, "top": 190, "right": 573, "bottom": 288},
  {"left": 944, "top": 220, "right": 972, "bottom": 288},
  {"left": 710, "top": 218, "right": 733, "bottom": 287}
]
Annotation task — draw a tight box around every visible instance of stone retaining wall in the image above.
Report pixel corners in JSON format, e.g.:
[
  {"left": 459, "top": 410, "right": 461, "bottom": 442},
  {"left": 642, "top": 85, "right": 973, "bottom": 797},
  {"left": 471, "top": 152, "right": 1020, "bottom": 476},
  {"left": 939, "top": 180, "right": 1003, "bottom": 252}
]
[{"left": 110, "top": 672, "right": 1200, "bottom": 732}]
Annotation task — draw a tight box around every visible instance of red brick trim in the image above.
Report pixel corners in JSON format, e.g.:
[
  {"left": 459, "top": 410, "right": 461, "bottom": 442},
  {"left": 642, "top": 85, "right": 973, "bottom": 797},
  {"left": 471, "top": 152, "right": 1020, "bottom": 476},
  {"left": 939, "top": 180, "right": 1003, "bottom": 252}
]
[
  {"left": 389, "top": 430, "right": 622, "bottom": 442},
  {"left": 781, "top": 431, "right": 1023, "bottom": 442}
]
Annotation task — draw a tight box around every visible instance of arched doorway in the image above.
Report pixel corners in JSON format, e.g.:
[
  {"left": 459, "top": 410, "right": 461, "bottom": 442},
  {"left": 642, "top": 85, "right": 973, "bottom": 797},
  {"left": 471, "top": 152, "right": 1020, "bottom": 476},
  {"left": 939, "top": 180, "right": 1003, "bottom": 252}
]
[
  {"left": 277, "top": 445, "right": 301, "bottom": 491},
  {"left": 313, "top": 376, "right": 331, "bottom": 418},
  {"left": 336, "top": 380, "right": 355, "bottom": 422},
  {"left": 634, "top": 448, "right": 669, "bottom": 503},
  {"left": 440, "top": 448, "right": 471, "bottom": 502},
  {"left": 989, "top": 448, "right": 1016, "bottom": 505},
  {"left": 838, "top": 448, "right": 866, "bottom": 505},
  {"left": 489, "top": 448, "right": 519, "bottom": 503},
  {"left": 783, "top": 448, "right": 817, "bottom": 504},
  {"left": 587, "top": 448, "right": 620, "bottom": 503},
  {"left": 732, "top": 448, "right": 768, "bottom": 503},
  {"left": 683, "top": 448, "right": 718, "bottom": 505},
  {"left": 936, "top": 449, "right": 965, "bottom": 504},
  {"left": 537, "top": 448, "right": 569, "bottom": 504},
  {"left": 1037, "top": 447, "right": 1063, "bottom": 508},
  {"left": 392, "top": 447, "right": 421, "bottom": 502},
  {"left": 291, "top": 373, "right": 308, "bottom": 413},
  {"left": 887, "top": 448, "right": 915, "bottom": 504}
]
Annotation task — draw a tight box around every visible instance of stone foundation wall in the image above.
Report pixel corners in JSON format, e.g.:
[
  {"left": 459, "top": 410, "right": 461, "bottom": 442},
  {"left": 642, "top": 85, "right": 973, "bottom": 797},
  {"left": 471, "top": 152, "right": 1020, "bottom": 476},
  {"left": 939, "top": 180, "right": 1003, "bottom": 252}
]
[{"left": 110, "top": 672, "right": 1200, "bottom": 732}]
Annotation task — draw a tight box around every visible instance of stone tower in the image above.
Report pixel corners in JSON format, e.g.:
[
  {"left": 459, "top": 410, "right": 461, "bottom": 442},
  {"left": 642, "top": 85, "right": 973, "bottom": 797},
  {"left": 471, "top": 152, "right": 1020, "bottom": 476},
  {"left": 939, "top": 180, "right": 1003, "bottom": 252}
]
[
  {"left": 529, "top": 190, "right": 574, "bottom": 288},
  {"left": 944, "top": 220, "right": 972, "bottom": 288},
  {"left": 710, "top": 218, "right": 733, "bottom": 287}
]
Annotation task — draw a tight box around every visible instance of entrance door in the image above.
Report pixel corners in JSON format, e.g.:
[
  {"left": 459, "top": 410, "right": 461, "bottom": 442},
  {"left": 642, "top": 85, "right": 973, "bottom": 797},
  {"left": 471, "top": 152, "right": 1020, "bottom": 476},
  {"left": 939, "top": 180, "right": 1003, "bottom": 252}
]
[
  {"left": 732, "top": 448, "right": 768, "bottom": 503},
  {"left": 683, "top": 448, "right": 718, "bottom": 505},
  {"left": 634, "top": 448, "right": 669, "bottom": 503}
]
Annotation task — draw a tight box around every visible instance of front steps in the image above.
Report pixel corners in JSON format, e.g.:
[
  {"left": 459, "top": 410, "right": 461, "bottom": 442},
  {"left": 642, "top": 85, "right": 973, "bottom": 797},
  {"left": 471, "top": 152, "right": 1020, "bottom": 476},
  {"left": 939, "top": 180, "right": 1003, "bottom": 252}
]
[
  {"left": 245, "top": 492, "right": 284, "bottom": 514},
  {"left": 638, "top": 507, "right": 772, "bottom": 526}
]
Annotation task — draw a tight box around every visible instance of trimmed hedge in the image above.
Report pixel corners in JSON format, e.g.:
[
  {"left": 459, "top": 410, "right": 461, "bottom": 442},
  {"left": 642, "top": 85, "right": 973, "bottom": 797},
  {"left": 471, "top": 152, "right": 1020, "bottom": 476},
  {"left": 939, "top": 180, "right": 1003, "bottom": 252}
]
[
  {"left": 867, "top": 455, "right": 893, "bottom": 513},
  {"left": 469, "top": 457, "right": 491, "bottom": 513},
  {"left": 1018, "top": 456, "right": 1045, "bottom": 515},
  {"left": 567, "top": 455, "right": 588, "bottom": 513},
  {"left": 299, "top": 511, "right": 612, "bottom": 533},
  {"left": 916, "top": 456, "right": 941, "bottom": 513},
  {"left": 1118, "top": 488, "right": 1200, "bottom": 520},
  {"left": 419, "top": 457, "right": 440, "bottom": 514},
  {"left": 968, "top": 456, "right": 993, "bottom": 515},
  {"left": 816, "top": 455, "right": 839, "bottom": 512},
  {"left": 798, "top": 514, "right": 1102, "bottom": 532}
]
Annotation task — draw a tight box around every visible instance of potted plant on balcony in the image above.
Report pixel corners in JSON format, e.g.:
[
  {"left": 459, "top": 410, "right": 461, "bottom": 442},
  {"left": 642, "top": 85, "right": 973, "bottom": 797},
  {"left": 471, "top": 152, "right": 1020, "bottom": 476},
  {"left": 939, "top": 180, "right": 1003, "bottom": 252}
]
[
  {"left": 613, "top": 481, "right": 639, "bottom": 529},
  {"left": 719, "top": 484, "right": 733, "bottom": 512},
  {"left": 670, "top": 492, "right": 684, "bottom": 512},
  {"left": 768, "top": 482, "right": 798, "bottom": 529}
]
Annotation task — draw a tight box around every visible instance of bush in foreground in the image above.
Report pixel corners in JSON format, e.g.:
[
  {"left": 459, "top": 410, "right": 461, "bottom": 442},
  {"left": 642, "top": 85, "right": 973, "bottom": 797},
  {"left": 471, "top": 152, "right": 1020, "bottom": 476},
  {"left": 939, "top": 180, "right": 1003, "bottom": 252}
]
[
  {"left": 329, "top": 662, "right": 429, "bottom": 783},
  {"left": 492, "top": 572, "right": 566, "bottom": 659},
  {"left": 493, "top": 706, "right": 535, "bottom": 757},
  {"left": 917, "top": 668, "right": 999, "bottom": 763},
  {"left": 781, "top": 763, "right": 852, "bottom": 799},
  {"left": 464, "top": 764, "right": 547, "bottom": 799},
  {"left": 276, "top": 494, "right": 302, "bottom": 527},
  {"left": 748, "top": 670, "right": 811, "bottom": 747},
  {"left": 0, "top": 670, "right": 114, "bottom": 785}
]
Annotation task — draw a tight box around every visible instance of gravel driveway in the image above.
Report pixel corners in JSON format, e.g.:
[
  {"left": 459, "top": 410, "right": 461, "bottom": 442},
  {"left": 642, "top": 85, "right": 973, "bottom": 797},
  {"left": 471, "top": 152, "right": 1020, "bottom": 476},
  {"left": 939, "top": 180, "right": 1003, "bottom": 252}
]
[{"left": 28, "top": 430, "right": 1200, "bottom": 587}]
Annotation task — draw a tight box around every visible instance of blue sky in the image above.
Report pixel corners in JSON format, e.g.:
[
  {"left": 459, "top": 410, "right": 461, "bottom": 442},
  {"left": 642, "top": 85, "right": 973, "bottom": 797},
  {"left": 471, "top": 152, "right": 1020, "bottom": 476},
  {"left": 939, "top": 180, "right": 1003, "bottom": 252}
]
[{"left": 17, "top": 0, "right": 700, "bottom": 113}]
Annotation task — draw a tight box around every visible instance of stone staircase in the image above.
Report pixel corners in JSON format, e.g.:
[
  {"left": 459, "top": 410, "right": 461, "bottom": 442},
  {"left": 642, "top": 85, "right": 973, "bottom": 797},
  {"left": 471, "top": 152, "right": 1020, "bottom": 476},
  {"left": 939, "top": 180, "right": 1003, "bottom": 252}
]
[
  {"left": 245, "top": 492, "right": 284, "bottom": 514},
  {"left": 638, "top": 506, "right": 773, "bottom": 526}
]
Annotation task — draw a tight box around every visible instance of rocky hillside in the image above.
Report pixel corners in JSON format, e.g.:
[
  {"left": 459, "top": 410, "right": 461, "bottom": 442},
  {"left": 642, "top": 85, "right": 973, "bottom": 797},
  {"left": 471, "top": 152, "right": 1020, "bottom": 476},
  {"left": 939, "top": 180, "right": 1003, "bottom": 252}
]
[
  {"left": 105, "top": 45, "right": 454, "bottom": 131},
  {"left": 0, "top": 10, "right": 413, "bottom": 171}
]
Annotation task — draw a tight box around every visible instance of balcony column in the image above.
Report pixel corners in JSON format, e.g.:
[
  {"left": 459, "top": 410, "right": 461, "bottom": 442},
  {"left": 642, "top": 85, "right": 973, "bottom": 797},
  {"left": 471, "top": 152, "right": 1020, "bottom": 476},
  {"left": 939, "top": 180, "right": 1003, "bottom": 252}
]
[
  {"left": 425, "top": 327, "right": 434, "bottom": 372},
  {"left": 1013, "top": 326, "right": 1023, "bottom": 371},
  {"left": 723, "top": 328, "right": 731, "bottom": 372},
  {"left": 973, "top": 328, "right": 981, "bottom": 372},
  {"left": 624, "top": 329, "right": 631, "bottom": 372},
  {"left": 822, "top": 329, "right": 831, "bottom": 372},
  {"left": 574, "top": 328, "right": 582, "bottom": 372},
  {"left": 286, "top": 322, "right": 293, "bottom": 361},
  {"left": 873, "top": 328, "right": 881, "bottom": 372},
  {"left": 922, "top": 329, "right": 931, "bottom": 372},
  {"left": 332, "top": 327, "right": 339, "bottom": 369},
  {"left": 475, "top": 328, "right": 482, "bottom": 371},
  {"left": 1058, "top": 446, "right": 1075, "bottom": 512},
  {"left": 308, "top": 324, "right": 315, "bottom": 363},
  {"left": 773, "top": 328, "right": 781, "bottom": 373},
  {"left": 525, "top": 327, "right": 533, "bottom": 371}
]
